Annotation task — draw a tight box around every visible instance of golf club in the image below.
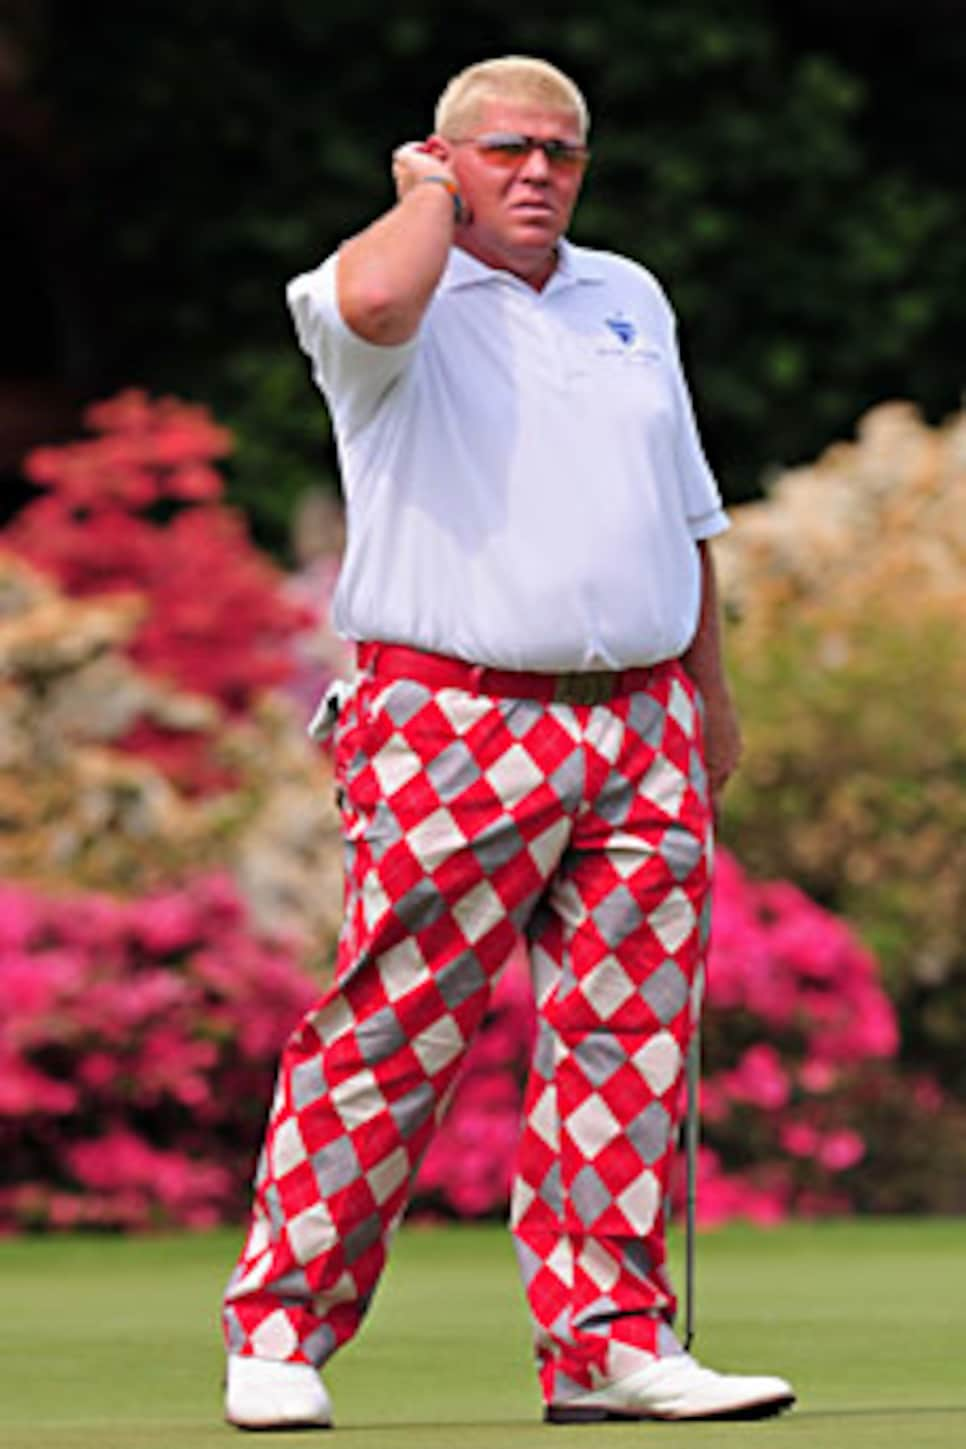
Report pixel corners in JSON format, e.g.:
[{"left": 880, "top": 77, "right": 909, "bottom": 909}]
[
  {"left": 683, "top": 1023, "right": 701, "bottom": 1351},
  {"left": 683, "top": 963, "right": 705, "bottom": 1351}
]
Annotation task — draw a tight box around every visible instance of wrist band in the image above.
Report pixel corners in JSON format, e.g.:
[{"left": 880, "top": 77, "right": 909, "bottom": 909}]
[{"left": 416, "top": 175, "right": 465, "bottom": 224}]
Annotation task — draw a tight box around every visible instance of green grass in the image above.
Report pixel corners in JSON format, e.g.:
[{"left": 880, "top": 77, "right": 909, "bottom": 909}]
[{"left": 1, "top": 1219, "right": 965, "bottom": 1448}]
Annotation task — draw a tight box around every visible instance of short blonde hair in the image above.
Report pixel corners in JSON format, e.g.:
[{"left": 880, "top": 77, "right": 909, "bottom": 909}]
[{"left": 435, "top": 56, "right": 590, "bottom": 142}]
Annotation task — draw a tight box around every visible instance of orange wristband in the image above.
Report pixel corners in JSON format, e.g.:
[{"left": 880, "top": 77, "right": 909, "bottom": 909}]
[{"left": 417, "top": 175, "right": 465, "bottom": 224}]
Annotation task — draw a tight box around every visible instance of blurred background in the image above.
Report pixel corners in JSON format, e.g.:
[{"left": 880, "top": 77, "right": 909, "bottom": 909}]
[
  {"left": 3, "top": 0, "right": 966, "bottom": 535},
  {"left": 1, "top": 0, "right": 964, "bottom": 1233}
]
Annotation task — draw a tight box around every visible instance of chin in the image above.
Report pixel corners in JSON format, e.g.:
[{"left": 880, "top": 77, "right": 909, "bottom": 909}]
[{"left": 510, "top": 221, "right": 559, "bottom": 248}]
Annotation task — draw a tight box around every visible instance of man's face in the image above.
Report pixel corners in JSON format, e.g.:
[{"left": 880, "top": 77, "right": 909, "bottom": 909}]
[{"left": 442, "top": 99, "right": 588, "bottom": 284}]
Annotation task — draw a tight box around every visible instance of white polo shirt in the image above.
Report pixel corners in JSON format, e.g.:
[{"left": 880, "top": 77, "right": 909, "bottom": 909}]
[{"left": 287, "top": 239, "right": 728, "bottom": 671}]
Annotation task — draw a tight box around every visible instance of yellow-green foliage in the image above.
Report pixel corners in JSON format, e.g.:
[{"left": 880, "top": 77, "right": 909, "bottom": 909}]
[
  {"left": 717, "top": 403, "right": 966, "bottom": 1092},
  {"left": 0, "top": 551, "right": 343, "bottom": 968}
]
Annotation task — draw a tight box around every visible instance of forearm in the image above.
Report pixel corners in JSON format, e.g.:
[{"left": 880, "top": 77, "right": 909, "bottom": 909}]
[
  {"left": 681, "top": 539, "right": 742, "bottom": 800},
  {"left": 681, "top": 540, "right": 730, "bottom": 699},
  {"left": 337, "top": 181, "right": 456, "bottom": 346}
]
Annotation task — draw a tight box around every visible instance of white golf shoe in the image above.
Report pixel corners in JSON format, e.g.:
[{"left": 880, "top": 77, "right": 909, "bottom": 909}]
[
  {"left": 545, "top": 1351, "right": 795, "bottom": 1424},
  {"left": 225, "top": 1353, "right": 333, "bottom": 1430}
]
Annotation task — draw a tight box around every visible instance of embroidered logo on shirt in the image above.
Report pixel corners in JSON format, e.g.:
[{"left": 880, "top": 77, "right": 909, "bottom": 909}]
[
  {"left": 592, "top": 314, "right": 661, "bottom": 368},
  {"left": 604, "top": 313, "right": 637, "bottom": 346}
]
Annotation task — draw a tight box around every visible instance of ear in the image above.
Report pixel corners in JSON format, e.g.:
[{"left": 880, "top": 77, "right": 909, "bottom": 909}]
[{"left": 422, "top": 134, "right": 452, "bottom": 163}]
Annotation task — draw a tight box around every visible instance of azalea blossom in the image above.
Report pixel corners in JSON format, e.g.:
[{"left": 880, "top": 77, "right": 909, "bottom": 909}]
[{"left": 8, "top": 391, "right": 312, "bottom": 798}]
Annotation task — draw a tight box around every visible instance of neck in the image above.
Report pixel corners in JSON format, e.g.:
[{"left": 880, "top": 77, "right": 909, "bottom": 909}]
[{"left": 456, "top": 236, "right": 559, "bottom": 292}]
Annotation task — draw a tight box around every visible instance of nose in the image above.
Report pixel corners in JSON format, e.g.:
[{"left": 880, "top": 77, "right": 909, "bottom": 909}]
[{"left": 518, "top": 144, "right": 551, "bottom": 182}]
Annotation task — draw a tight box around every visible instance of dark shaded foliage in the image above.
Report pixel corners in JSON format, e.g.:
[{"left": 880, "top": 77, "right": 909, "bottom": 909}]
[{"left": 7, "top": 1, "right": 965, "bottom": 548}]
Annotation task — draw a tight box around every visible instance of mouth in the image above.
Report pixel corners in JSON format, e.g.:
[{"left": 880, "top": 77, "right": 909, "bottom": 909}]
[{"left": 511, "top": 200, "right": 556, "bottom": 217}]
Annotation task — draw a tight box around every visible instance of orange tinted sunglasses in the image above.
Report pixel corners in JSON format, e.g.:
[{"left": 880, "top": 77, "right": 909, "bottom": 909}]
[{"left": 452, "top": 132, "right": 590, "bottom": 169}]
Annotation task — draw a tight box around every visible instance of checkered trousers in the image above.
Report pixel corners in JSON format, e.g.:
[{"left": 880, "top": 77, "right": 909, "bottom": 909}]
[{"left": 223, "top": 658, "right": 713, "bottom": 1405}]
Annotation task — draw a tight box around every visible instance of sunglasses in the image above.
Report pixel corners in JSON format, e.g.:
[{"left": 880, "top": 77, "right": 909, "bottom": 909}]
[{"left": 452, "top": 132, "right": 590, "bottom": 170}]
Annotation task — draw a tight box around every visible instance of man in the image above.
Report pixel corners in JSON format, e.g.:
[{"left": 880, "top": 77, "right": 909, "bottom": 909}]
[{"left": 223, "top": 55, "right": 795, "bottom": 1429}]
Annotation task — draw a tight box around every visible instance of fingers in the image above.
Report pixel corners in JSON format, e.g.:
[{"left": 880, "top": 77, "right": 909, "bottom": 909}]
[
  {"left": 705, "top": 739, "right": 739, "bottom": 832},
  {"left": 708, "top": 757, "right": 737, "bottom": 804},
  {"left": 391, "top": 139, "right": 456, "bottom": 200}
]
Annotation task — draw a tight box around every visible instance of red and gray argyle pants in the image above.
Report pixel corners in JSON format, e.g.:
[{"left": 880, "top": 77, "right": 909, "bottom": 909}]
[{"left": 223, "top": 658, "right": 712, "bottom": 1404}]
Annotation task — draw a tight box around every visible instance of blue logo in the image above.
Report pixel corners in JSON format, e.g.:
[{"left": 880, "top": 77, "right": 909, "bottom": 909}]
[{"left": 604, "top": 314, "right": 637, "bottom": 346}]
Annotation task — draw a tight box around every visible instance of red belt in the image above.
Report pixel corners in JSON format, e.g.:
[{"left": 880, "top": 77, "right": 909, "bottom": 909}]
[{"left": 357, "top": 642, "right": 666, "bottom": 707}]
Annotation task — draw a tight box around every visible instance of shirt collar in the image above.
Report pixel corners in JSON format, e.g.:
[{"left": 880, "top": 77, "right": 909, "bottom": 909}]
[{"left": 439, "top": 238, "right": 606, "bottom": 294}]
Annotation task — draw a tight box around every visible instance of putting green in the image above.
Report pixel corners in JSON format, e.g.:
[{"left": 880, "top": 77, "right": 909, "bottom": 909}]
[{"left": 1, "top": 1218, "right": 964, "bottom": 1448}]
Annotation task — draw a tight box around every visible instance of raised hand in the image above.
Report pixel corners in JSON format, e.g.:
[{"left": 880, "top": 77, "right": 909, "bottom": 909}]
[{"left": 391, "top": 139, "right": 457, "bottom": 203}]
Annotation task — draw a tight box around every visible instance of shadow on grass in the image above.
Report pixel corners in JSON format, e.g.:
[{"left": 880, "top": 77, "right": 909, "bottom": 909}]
[
  {"left": 331, "top": 1405, "right": 966, "bottom": 1430},
  {"left": 793, "top": 1405, "right": 966, "bottom": 1420}
]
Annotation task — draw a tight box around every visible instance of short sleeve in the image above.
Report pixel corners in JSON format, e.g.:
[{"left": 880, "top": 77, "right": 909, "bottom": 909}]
[
  {"left": 664, "top": 310, "right": 730, "bottom": 541},
  {"left": 286, "top": 253, "right": 419, "bottom": 438}
]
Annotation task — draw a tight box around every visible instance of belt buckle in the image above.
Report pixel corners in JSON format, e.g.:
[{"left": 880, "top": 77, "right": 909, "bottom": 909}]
[{"left": 553, "top": 671, "right": 616, "bottom": 706}]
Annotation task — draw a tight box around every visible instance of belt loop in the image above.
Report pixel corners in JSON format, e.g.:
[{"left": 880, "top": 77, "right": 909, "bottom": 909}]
[{"left": 470, "top": 664, "right": 485, "bottom": 695}]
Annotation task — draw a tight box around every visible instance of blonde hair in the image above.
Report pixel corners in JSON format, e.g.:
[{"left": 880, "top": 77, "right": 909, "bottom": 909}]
[{"left": 435, "top": 56, "right": 589, "bottom": 142}]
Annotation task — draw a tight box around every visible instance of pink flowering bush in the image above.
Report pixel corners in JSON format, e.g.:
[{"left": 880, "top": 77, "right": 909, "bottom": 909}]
[
  {"left": 678, "top": 854, "right": 965, "bottom": 1220},
  {"left": 6, "top": 390, "right": 314, "bottom": 793},
  {"left": 683, "top": 850, "right": 893, "bottom": 1224},
  {"left": 3, "top": 849, "right": 962, "bottom": 1232},
  {"left": 0, "top": 874, "right": 319, "bottom": 1231},
  {"left": 4, "top": 400, "right": 961, "bottom": 1231},
  {"left": 416, "top": 849, "right": 966, "bottom": 1223}
]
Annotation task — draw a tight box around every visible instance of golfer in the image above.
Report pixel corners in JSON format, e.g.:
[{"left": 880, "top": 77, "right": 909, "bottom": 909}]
[{"left": 223, "top": 55, "right": 795, "bottom": 1428}]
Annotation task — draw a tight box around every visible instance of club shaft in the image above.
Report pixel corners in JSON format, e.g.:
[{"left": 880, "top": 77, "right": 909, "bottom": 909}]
[{"left": 684, "top": 1024, "right": 701, "bottom": 1351}]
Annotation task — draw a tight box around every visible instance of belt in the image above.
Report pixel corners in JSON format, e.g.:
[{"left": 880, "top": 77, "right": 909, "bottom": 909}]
[{"left": 357, "top": 642, "right": 664, "bottom": 706}]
